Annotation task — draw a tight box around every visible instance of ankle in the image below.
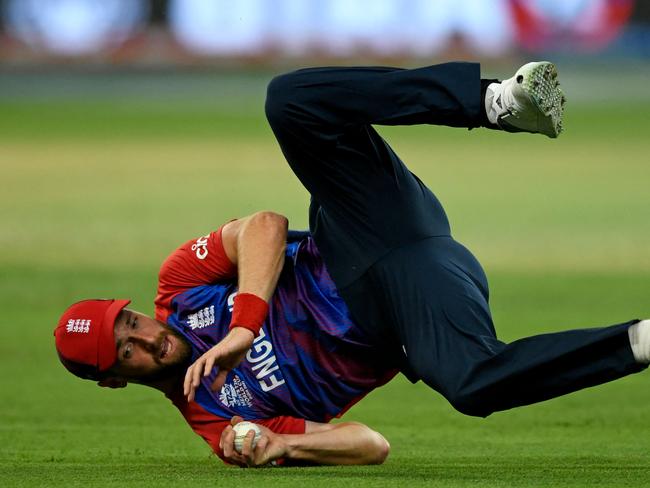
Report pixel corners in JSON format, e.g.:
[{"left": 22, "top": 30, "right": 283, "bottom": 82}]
[
  {"left": 480, "top": 78, "right": 500, "bottom": 129},
  {"left": 628, "top": 320, "right": 650, "bottom": 364}
]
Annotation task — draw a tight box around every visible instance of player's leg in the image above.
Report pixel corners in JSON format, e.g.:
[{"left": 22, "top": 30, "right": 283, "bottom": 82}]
[
  {"left": 372, "top": 238, "right": 646, "bottom": 417},
  {"left": 265, "top": 61, "right": 565, "bottom": 292},
  {"left": 265, "top": 63, "right": 487, "bottom": 290}
]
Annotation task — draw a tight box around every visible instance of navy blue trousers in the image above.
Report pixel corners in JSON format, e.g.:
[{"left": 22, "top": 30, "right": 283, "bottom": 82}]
[{"left": 265, "top": 63, "right": 645, "bottom": 417}]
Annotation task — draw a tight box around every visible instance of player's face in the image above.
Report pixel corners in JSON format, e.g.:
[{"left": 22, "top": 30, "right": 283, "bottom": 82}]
[{"left": 111, "top": 309, "right": 191, "bottom": 383}]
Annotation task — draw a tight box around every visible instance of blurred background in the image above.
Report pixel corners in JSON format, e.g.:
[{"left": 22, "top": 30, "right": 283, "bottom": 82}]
[
  {"left": 1, "top": 1, "right": 650, "bottom": 486},
  {"left": 0, "top": 0, "right": 649, "bottom": 63}
]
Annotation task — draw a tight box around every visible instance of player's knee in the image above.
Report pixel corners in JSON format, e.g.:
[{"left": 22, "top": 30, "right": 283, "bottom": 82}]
[
  {"left": 446, "top": 388, "right": 493, "bottom": 418},
  {"left": 265, "top": 73, "right": 297, "bottom": 128}
]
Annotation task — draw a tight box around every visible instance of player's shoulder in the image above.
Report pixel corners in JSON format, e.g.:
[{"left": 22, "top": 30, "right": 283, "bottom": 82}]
[
  {"left": 159, "top": 232, "right": 214, "bottom": 275},
  {"left": 154, "top": 225, "right": 238, "bottom": 320},
  {"left": 158, "top": 226, "right": 235, "bottom": 282}
]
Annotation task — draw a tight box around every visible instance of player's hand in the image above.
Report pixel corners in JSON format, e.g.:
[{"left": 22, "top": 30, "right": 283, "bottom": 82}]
[
  {"left": 183, "top": 327, "right": 255, "bottom": 402},
  {"left": 220, "top": 416, "right": 287, "bottom": 468}
]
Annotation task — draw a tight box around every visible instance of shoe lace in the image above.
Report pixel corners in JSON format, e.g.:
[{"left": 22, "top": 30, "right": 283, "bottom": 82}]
[{"left": 494, "top": 78, "right": 521, "bottom": 117}]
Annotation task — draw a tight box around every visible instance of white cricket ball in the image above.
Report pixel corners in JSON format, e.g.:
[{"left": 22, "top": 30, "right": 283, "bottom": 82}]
[{"left": 233, "top": 421, "right": 262, "bottom": 454}]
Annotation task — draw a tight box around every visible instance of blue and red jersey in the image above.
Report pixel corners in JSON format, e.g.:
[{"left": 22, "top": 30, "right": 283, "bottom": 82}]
[{"left": 154, "top": 225, "right": 398, "bottom": 460}]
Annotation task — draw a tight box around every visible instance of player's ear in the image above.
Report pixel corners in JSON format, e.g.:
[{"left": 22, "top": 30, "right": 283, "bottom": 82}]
[{"left": 98, "top": 377, "right": 128, "bottom": 389}]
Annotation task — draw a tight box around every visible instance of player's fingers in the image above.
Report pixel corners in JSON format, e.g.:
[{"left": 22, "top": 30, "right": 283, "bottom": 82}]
[
  {"left": 249, "top": 434, "right": 269, "bottom": 467},
  {"left": 222, "top": 427, "right": 236, "bottom": 458},
  {"left": 225, "top": 435, "right": 249, "bottom": 468},
  {"left": 255, "top": 435, "right": 269, "bottom": 456},
  {"left": 186, "top": 365, "right": 201, "bottom": 402},
  {"left": 183, "top": 365, "right": 191, "bottom": 395},
  {"left": 183, "top": 364, "right": 195, "bottom": 397},
  {"left": 231, "top": 416, "right": 244, "bottom": 426},
  {"left": 226, "top": 450, "right": 247, "bottom": 468},
  {"left": 219, "top": 424, "right": 233, "bottom": 451},
  {"left": 233, "top": 449, "right": 250, "bottom": 468},
  {"left": 202, "top": 355, "right": 216, "bottom": 377},
  {"left": 241, "top": 430, "right": 255, "bottom": 464},
  {"left": 192, "top": 357, "right": 204, "bottom": 388}
]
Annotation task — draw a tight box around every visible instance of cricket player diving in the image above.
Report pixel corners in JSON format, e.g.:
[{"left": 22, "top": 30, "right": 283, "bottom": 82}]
[{"left": 54, "top": 61, "right": 649, "bottom": 467}]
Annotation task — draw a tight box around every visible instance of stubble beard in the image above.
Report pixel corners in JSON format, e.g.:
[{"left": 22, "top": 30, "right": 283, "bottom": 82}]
[{"left": 134, "top": 325, "right": 193, "bottom": 385}]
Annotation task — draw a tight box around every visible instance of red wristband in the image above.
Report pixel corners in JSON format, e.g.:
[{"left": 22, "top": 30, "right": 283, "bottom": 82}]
[{"left": 229, "top": 293, "right": 269, "bottom": 336}]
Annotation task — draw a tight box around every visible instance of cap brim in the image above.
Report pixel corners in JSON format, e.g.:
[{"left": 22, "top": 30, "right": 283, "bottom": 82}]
[{"left": 97, "top": 299, "right": 131, "bottom": 371}]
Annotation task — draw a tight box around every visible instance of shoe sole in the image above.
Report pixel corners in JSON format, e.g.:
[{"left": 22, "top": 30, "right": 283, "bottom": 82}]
[{"left": 517, "top": 61, "right": 566, "bottom": 138}]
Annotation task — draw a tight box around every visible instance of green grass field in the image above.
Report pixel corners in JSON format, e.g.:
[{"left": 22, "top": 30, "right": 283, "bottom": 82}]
[{"left": 1, "top": 67, "right": 649, "bottom": 487}]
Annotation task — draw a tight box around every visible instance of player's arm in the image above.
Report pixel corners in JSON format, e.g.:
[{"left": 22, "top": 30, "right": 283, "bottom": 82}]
[
  {"left": 184, "top": 211, "right": 288, "bottom": 401},
  {"left": 220, "top": 211, "right": 288, "bottom": 301},
  {"left": 222, "top": 417, "right": 390, "bottom": 467}
]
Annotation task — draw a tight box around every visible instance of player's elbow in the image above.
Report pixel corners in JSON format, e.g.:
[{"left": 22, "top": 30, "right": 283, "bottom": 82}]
[
  {"left": 250, "top": 211, "right": 288, "bottom": 235},
  {"left": 373, "top": 433, "right": 391, "bottom": 465},
  {"left": 246, "top": 211, "right": 288, "bottom": 248},
  {"left": 365, "top": 430, "right": 390, "bottom": 465}
]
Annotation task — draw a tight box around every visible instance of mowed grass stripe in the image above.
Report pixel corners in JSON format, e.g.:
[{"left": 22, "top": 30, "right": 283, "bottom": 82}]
[{"left": 2, "top": 103, "right": 648, "bottom": 271}]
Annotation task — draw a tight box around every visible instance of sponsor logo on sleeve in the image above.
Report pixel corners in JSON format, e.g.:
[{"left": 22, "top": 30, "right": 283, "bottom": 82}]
[{"left": 191, "top": 235, "right": 210, "bottom": 260}]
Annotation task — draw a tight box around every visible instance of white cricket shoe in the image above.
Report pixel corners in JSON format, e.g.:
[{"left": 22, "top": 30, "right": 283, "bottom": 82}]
[{"left": 485, "top": 61, "right": 566, "bottom": 138}]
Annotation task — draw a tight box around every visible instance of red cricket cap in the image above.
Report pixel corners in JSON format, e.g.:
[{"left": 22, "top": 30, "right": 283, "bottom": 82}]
[{"left": 54, "top": 299, "right": 131, "bottom": 376}]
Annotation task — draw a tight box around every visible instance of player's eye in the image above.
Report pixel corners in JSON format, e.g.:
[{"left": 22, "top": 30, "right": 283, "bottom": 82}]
[
  {"left": 132, "top": 317, "right": 138, "bottom": 329},
  {"left": 124, "top": 343, "right": 133, "bottom": 360}
]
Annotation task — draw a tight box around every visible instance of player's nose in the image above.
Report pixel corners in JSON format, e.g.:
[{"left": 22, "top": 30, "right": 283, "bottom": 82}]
[{"left": 129, "top": 333, "right": 158, "bottom": 353}]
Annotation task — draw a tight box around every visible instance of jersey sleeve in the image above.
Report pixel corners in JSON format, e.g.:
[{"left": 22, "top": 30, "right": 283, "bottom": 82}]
[
  {"left": 155, "top": 225, "right": 237, "bottom": 322},
  {"left": 175, "top": 400, "right": 231, "bottom": 460},
  {"left": 253, "top": 416, "right": 306, "bottom": 435},
  {"left": 170, "top": 394, "right": 306, "bottom": 465}
]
